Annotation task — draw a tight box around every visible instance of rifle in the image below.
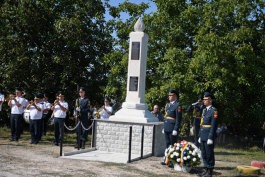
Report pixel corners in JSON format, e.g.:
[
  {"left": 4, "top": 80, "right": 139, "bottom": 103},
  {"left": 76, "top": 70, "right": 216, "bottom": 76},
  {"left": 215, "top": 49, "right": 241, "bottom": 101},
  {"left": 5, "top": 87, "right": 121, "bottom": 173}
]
[{"left": 74, "top": 98, "right": 80, "bottom": 124}]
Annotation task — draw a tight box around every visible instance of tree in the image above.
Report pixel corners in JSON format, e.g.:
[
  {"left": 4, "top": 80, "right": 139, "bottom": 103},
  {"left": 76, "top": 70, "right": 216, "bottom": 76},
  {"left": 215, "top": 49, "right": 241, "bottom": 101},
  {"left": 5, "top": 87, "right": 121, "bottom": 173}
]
[
  {"left": 104, "top": 0, "right": 265, "bottom": 137},
  {"left": 0, "top": 0, "right": 112, "bottom": 105}
]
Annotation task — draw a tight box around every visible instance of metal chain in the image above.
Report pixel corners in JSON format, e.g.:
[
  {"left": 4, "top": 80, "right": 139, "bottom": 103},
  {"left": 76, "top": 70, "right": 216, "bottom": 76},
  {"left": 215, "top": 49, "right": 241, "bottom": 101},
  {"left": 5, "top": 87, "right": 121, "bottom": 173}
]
[
  {"left": 64, "top": 121, "right": 80, "bottom": 131},
  {"left": 80, "top": 119, "right": 94, "bottom": 131}
]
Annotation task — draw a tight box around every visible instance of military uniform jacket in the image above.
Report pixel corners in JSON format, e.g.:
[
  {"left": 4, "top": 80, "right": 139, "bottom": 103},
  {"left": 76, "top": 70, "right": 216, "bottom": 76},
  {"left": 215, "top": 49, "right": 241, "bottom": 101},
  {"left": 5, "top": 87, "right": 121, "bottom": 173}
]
[
  {"left": 164, "top": 101, "right": 182, "bottom": 132},
  {"left": 199, "top": 106, "right": 218, "bottom": 141},
  {"left": 77, "top": 97, "right": 91, "bottom": 115}
]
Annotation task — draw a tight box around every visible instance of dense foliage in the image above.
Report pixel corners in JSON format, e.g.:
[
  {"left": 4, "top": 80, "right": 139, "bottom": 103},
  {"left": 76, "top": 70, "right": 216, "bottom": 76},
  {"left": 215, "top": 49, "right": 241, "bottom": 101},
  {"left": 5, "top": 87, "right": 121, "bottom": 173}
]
[
  {"left": 0, "top": 0, "right": 264, "bottom": 138},
  {"left": 0, "top": 0, "right": 112, "bottom": 105},
  {"left": 104, "top": 0, "right": 265, "bottom": 138}
]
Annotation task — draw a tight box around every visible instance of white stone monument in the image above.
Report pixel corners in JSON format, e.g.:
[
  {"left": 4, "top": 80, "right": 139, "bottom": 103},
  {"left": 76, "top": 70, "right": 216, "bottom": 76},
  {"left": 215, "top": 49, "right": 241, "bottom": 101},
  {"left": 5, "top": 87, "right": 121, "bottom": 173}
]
[{"left": 109, "top": 18, "right": 159, "bottom": 123}]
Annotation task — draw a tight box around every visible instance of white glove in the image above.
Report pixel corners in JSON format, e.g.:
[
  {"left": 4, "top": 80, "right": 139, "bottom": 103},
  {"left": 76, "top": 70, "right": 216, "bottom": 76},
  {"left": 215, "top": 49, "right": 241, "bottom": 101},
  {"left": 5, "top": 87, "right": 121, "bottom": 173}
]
[
  {"left": 172, "top": 130, "right": 177, "bottom": 136},
  {"left": 162, "top": 129, "right": 164, "bottom": 134},
  {"left": 198, "top": 138, "right": 201, "bottom": 144},
  {"left": 207, "top": 139, "right": 213, "bottom": 145},
  {"left": 76, "top": 107, "right": 80, "bottom": 112}
]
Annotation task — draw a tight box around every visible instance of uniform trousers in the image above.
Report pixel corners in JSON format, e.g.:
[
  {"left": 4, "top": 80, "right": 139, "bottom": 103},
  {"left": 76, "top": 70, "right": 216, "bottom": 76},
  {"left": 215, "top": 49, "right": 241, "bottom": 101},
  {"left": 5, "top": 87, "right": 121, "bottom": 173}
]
[
  {"left": 42, "top": 113, "right": 50, "bottom": 135},
  {"left": 10, "top": 114, "right": 23, "bottom": 140},
  {"left": 77, "top": 114, "right": 89, "bottom": 141},
  {"left": 164, "top": 131, "right": 178, "bottom": 148},
  {"left": 54, "top": 117, "right": 65, "bottom": 143},
  {"left": 200, "top": 140, "right": 215, "bottom": 169},
  {"left": 29, "top": 119, "right": 41, "bottom": 143},
  {"left": 193, "top": 117, "right": 201, "bottom": 147}
]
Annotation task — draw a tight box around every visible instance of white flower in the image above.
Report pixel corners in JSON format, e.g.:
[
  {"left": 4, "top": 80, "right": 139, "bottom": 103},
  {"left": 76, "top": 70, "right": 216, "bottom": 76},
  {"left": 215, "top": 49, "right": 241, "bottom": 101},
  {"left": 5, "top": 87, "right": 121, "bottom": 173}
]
[
  {"left": 189, "top": 150, "right": 192, "bottom": 154},
  {"left": 176, "top": 143, "right": 180, "bottom": 147},
  {"left": 176, "top": 147, "right": 179, "bottom": 150},
  {"left": 170, "top": 154, "right": 174, "bottom": 158},
  {"left": 187, "top": 155, "right": 191, "bottom": 159},
  {"left": 176, "top": 152, "right": 179, "bottom": 157},
  {"left": 177, "top": 158, "right": 180, "bottom": 162},
  {"left": 183, "top": 156, "right": 187, "bottom": 161},
  {"left": 192, "top": 151, "right": 196, "bottom": 156},
  {"left": 198, "top": 154, "right": 201, "bottom": 158},
  {"left": 193, "top": 158, "right": 197, "bottom": 162},
  {"left": 186, "top": 147, "right": 189, "bottom": 150}
]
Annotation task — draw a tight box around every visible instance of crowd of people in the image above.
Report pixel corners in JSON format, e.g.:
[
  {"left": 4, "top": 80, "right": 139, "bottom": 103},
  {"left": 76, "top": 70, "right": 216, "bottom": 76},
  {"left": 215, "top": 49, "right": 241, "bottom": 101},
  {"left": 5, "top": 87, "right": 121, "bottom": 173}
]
[
  {"left": 0, "top": 86, "right": 219, "bottom": 177},
  {"left": 0, "top": 87, "right": 115, "bottom": 150}
]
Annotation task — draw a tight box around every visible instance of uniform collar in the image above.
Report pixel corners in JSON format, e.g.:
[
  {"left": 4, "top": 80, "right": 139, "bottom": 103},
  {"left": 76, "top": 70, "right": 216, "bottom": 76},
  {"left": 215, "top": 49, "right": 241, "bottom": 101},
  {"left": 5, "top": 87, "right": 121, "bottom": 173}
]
[
  {"left": 206, "top": 105, "right": 212, "bottom": 111},
  {"left": 170, "top": 100, "right": 176, "bottom": 105}
]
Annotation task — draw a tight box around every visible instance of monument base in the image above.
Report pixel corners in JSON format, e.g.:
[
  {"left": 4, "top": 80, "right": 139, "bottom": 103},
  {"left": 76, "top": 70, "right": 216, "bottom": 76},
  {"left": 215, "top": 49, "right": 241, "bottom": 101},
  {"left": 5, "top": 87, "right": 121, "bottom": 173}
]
[
  {"left": 109, "top": 102, "right": 159, "bottom": 123},
  {"left": 94, "top": 119, "right": 165, "bottom": 156}
]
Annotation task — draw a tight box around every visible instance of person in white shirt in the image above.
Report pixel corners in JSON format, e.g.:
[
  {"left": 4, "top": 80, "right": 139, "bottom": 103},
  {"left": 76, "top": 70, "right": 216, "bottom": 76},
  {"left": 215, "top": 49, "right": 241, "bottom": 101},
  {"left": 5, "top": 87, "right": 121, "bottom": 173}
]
[
  {"left": 0, "top": 90, "right": 4, "bottom": 123},
  {"left": 51, "top": 92, "right": 68, "bottom": 146},
  {"left": 21, "top": 91, "right": 29, "bottom": 134},
  {"left": 8, "top": 88, "right": 26, "bottom": 141},
  {"left": 26, "top": 94, "right": 44, "bottom": 144},
  {"left": 42, "top": 94, "right": 51, "bottom": 136},
  {"left": 100, "top": 97, "right": 113, "bottom": 119}
]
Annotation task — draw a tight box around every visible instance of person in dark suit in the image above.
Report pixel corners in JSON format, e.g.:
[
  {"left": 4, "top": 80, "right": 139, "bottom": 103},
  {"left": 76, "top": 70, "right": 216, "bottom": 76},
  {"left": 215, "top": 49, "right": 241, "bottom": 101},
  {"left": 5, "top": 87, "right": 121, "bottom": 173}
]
[
  {"left": 187, "top": 95, "right": 204, "bottom": 147},
  {"left": 198, "top": 92, "right": 218, "bottom": 177},
  {"left": 163, "top": 89, "right": 182, "bottom": 148}
]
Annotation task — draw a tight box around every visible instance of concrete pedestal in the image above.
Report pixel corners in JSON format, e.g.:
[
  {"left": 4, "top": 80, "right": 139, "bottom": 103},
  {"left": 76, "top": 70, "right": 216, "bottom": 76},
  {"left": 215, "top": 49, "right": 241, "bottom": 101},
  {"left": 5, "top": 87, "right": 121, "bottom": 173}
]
[{"left": 94, "top": 119, "right": 165, "bottom": 157}]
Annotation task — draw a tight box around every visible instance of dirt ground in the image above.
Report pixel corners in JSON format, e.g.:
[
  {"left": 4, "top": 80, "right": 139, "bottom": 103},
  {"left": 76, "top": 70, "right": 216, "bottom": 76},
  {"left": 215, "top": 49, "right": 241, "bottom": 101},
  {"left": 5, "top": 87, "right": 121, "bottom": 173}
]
[{"left": 0, "top": 138, "right": 263, "bottom": 177}]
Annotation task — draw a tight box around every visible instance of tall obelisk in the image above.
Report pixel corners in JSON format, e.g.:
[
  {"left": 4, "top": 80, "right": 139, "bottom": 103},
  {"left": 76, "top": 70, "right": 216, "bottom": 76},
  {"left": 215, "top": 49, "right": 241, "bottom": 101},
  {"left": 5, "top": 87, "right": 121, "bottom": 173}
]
[{"left": 109, "top": 18, "right": 158, "bottom": 123}]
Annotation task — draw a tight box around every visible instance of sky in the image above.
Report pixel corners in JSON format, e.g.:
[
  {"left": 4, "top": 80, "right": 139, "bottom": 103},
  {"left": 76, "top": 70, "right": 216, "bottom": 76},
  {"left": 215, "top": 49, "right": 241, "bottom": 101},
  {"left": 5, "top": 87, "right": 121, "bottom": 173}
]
[{"left": 105, "top": 0, "right": 157, "bottom": 21}]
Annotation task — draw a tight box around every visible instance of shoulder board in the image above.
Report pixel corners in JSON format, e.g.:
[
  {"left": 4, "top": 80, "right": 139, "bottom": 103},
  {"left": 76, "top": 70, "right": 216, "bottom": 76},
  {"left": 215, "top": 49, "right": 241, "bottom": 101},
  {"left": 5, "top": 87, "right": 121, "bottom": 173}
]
[
  {"left": 214, "top": 110, "right": 218, "bottom": 119},
  {"left": 178, "top": 105, "right": 182, "bottom": 112},
  {"left": 212, "top": 106, "right": 217, "bottom": 111}
]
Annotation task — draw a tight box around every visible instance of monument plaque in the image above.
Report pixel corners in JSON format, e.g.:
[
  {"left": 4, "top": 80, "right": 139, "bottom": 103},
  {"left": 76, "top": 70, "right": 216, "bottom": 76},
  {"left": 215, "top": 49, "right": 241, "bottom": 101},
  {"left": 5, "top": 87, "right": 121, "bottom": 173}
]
[
  {"left": 129, "top": 76, "right": 138, "bottom": 91},
  {"left": 131, "top": 42, "right": 140, "bottom": 60}
]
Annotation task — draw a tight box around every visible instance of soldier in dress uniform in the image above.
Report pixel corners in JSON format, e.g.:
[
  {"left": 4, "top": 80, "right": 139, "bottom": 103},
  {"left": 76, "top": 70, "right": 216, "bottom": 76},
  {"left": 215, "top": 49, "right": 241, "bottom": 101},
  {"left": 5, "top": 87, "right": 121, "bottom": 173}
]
[
  {"left": 163, "top": 89, "right": 182, "bottom": 148},
  {"left": 198, "top": 92, "right": 218, "bottom": 177},
  {"left": 74, "top": 87, "right": 92, "bottom": 149},
  {"left": 187, "top": 95, "right": 204, "bottom": 147}
]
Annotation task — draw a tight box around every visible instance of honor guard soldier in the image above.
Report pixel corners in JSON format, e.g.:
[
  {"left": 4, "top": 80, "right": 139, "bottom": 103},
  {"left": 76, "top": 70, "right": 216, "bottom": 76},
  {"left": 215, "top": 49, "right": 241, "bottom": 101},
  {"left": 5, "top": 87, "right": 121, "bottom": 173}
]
[
  {"left": 187, "top": 95, "right": 204, "bottom": 147},
  {"left": 51, "top": 92, "right": 68, "bottom": 146},
  {"left": 163, "top": 89, "right": 182, "bottom": 148},
  {"left": 74, "top": 87, "right": 92, "bottom": 149},
  {"left": 198, "top": 92, "right": 218, "bottom": 177},
  {"left": 26, "top": 93, "right": 44, "bottom": 144}
]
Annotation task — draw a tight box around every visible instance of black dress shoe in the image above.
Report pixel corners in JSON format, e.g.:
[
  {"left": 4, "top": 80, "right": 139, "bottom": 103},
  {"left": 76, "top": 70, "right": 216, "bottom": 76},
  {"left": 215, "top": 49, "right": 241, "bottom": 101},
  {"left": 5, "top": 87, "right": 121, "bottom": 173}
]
[
  {"left": 54, "top": 142, "right": 59, "bottom": 146},
  {"left": 168, "top": 162, "right": 174, "bottom": 168},
  {"left": 161, "top": 162, "right": 166, "bottom": 165},
  {"left": 197, "top": 168, "right": 208, "bottom": 177}
]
